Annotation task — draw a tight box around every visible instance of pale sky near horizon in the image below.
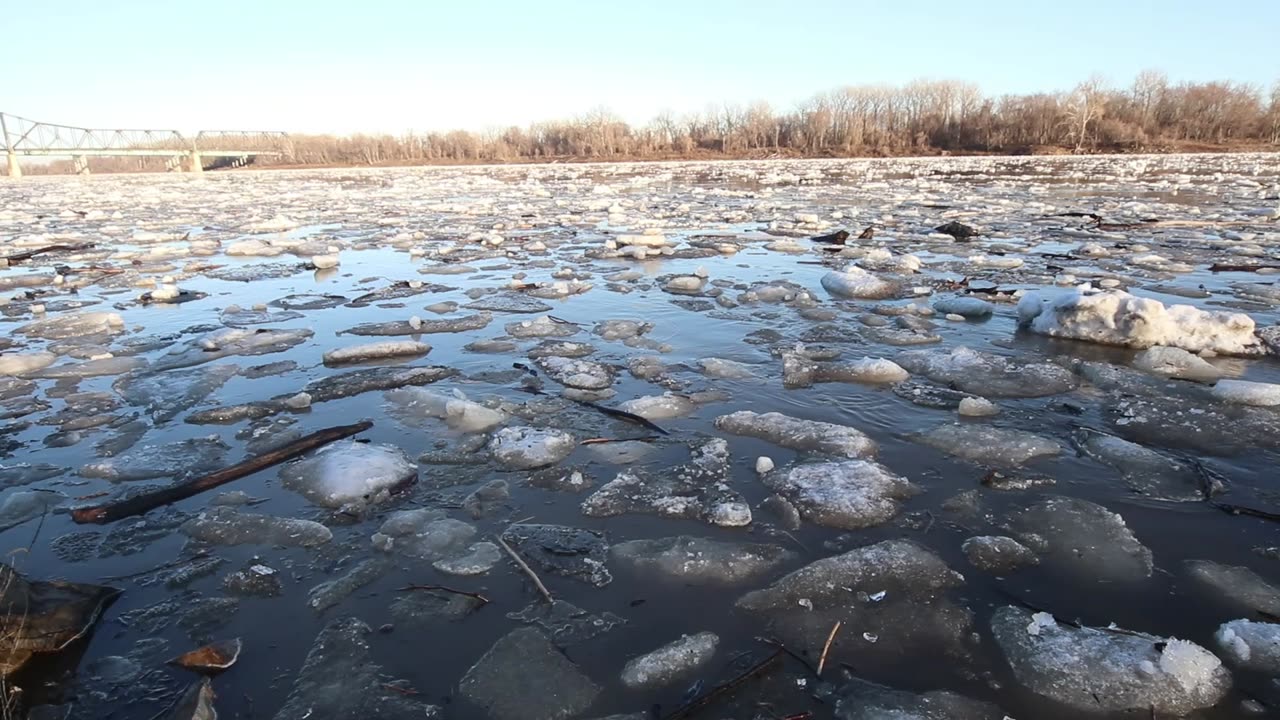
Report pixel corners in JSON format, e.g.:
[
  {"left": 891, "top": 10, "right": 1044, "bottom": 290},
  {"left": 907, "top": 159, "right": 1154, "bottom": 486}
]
[{"left": 6, "top": 0, "right": 1278, "bottom": 135}]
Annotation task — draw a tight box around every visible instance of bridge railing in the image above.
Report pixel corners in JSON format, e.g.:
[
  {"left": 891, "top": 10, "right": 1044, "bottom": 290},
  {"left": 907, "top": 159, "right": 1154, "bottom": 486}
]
[{"left": 2, "top": 112, "right": 290, "bottom": 175}]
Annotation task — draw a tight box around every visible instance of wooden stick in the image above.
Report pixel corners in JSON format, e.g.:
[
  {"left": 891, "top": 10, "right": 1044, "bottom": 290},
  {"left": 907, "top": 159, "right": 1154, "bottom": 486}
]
[
  {"left": 1, "top": 243, "right": 95, "bottom": 264},
  {"left": 397, "top": 584, "right": 490, "bottom": 605},
  {"left": 71, "top": 421, "right": 373, "bottom": 524},
  {"left": 817, "top": 621, "right": 841, "bottom": 676},
  {"left": 663, "top": 648, "right": 782, "bottom": 720},
  {"left": 495, "top": 535, "right": 553, "bottom": 603}
]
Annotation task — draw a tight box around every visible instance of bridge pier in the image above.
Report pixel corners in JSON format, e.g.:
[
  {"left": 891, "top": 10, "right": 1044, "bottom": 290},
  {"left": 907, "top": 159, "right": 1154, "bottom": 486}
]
[
  {"left": 4, "top": 152, "right": 19, "bottom": 178},
  {"left": 187, "top": 150, "right": 204, "bottom": 174},
  {"left": 72, "top": 155, "right": 90, "bottom": 175}
]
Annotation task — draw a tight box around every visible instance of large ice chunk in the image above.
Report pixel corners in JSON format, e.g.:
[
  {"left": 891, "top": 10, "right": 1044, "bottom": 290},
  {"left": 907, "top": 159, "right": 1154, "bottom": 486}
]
[
  {"left": 990, "top": 606, "right": 1229, "bottom": 715},
  {"left": 271, "top": 617, "right": 440, "bottom": 720},
  {"left": 279, "top": 440, "right": 417, "bottom": 510},
  {"left": 181, "top": 508, "right": 332, "bottom": 547},
  {"left": 581, "top": 439, "right": 750, "bottom": 528},
  {"left": 761, "top": 460, "right": 917, "bottom": 529},
  {"left": 782, "top": 353, "right": 908, "bottom": 388},
  {"left": 1008, "top": 497, "right": 1153, "bottom": 581},
  {"left": 609, "top": 536, "right": 792, "bottom": 585},
  {"left": 458, "top": 628, "right": 600, "bottom": 720},
  {"left": 821, "top": 267, "right": 898, "bottom": 299},
  {"left": 1215, "top": 619, "right": 1280, "bottom": 672},
  {"left": 322, "top": 341, "right": 431, "bottom": 366},
  {"left": 384, "top": 388, "right": 507, "bottom": 433},
  {"left": 535, "top": 356, "right": 615, "bottom": 390},
  {"left": 835, "top": 678, "right": 1003, "bottom": 720},
  {"left": 16, "top": 312, "right": 125, "bottom": 340},
  {"left": 1133, "top": 346, "right": 1222, "bottom": 382},
  {"left": 736, "top": 540, "right": 974, "bottom": 670},
  {"left": 715, "top": 411, "right": 876, "bottom": 458},
  {"left": 1185, "top": 559, "right": 1280, "bottom": 616},
  {"left": 488, "top": 426, "right": 576, "bottom": 469},
  {"left": 1017, "top": 286, "right": 1266, "bottom": 356},
  {"left": 918, "top": 424, "right": 1060, "bottom": 467},
  {"left": 896, "top": 346, "right": 1077, "bottom": 398},
  {"left": 1211, "top": 379, "right": 1280, "bottom": 407},
  {"left": 619, "top": 632, "right": 718, "bottom": 690}
]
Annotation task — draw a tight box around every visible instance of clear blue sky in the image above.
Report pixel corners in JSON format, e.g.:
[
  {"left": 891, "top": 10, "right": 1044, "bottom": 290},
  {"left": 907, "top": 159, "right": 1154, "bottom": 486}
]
[{"left": 6, "top": 0, "right": 1277, "bottom": 135}]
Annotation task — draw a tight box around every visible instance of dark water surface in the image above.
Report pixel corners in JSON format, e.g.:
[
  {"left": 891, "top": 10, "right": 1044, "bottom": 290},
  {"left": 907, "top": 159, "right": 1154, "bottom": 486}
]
[{"left": 1, "top": 155, "right": 1279, "bottom": 719}]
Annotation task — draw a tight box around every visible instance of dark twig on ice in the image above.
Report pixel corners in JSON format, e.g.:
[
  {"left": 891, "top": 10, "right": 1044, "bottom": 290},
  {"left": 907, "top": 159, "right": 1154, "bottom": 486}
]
[
  {"left": 1, "top": 242, "right": 96, "bottom": 264},
  {"left": 573, "top": 399, "right": 669, "bottom": 435},
  {"left": 72, "top": 421, "right": 374, "bottom": 524},
  {"left": 754, "top": 636, "right": 818, "bottom": 677},
  {"left": 1208, "top": 262, "right": 1280, "bottom": 272},
  {"left": 397, "top": 584, "right": 491, "bottom": 606},
  {"left": 663, "top": 647, "right": 784, "bottom": 720},
  {"left": 495, "top": 534, "right": 554, "bottom": 603},
  {"left": 1211, "top": 502, "right": 1280, "bottom": 523}
]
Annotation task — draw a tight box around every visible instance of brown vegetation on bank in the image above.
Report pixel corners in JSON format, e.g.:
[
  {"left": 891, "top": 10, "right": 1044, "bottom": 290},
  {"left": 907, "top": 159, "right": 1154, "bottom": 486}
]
[{"left": 23, "top": 71, "right": 1280, "bottom": 174}]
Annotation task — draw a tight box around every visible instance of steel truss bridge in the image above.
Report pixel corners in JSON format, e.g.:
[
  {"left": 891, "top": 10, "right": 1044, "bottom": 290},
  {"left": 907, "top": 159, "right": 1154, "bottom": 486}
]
[{"left": 1, "top": 111, "right": 290, "bottom": 177}]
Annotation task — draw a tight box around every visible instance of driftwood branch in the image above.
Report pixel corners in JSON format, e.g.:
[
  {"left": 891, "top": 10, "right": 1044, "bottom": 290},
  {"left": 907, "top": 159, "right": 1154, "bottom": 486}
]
[
  {"left": 398, "top": 584, "right": 490, "bottom": 605},
  {"left": 817, "top": 621, "right": 842, "bottom": 676},
  {"left": 663, "top": 647, "right": 783, "bottom": 720},
  {"left": 1, "top": 243, "right": 96, "bottom": 264},
  {"left": 71, "top": 421, "right": 374, "bottom": 524},
  {"left": 495, "top": 535, "right": 553, "bottom": 603}
]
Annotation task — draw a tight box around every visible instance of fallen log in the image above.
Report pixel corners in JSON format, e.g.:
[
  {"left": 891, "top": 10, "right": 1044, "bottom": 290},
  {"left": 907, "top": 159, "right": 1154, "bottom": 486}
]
[
  {"left": 71, "top": 420, "right": 373, "bottom": 524},
  {"left": 1, "top": 243, "right": 96, "bottom": 264},
  {"left": 1208, "top": 262, "right": 1280, "bottom": 272}
]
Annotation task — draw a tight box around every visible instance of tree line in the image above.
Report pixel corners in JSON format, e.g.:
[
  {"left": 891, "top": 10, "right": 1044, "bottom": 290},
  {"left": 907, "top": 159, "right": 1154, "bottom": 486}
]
[{"left": 21, "top": 71, "right": 1280, "bottom": 174}]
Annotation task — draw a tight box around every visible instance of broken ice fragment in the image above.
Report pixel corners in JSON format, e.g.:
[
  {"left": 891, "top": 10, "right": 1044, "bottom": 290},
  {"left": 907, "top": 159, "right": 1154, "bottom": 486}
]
[
  {"left": 180, "top": 508, "right": 332, "bottom": 547},
  {"left": 715, "top": 411, "right": 877, "bottom": 458},
  {"left": 1017, "top": 286, "right": 1266, "bottom": 356},
  {"left": 990, "top": 605, "right": 1229, "bottom": 715},
  {"left": 488, "top": 426, "right": 576, "bottom": 469},
  {"left": 280, "top": 440, "right": 416, "bottom": 510},
  {"left": 761, "top": 460, "right": 917, "bottom": 529},
  {"left": 918, "top": 424, "right": 1060, "bottom": 467},
  {"left": 458, "top": 628, "right": 600, "bottom": 720},
  {"left": 322, "top": 340, "right": 431, "bottom": 366},
  {"left": 620, "top": 632, "right": 718, "bottom": 690}
]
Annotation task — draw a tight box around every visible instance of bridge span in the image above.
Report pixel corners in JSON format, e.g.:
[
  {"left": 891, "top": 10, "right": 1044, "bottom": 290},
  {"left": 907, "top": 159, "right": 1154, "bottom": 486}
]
[{"left": 1, "top": 112, "right": 289, "bottom": 177}]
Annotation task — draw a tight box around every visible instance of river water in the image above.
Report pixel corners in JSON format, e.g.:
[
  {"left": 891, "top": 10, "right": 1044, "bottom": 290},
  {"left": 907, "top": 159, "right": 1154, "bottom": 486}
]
[{"left": 1, "top": 154, "right": 1279, "bottom": 719}]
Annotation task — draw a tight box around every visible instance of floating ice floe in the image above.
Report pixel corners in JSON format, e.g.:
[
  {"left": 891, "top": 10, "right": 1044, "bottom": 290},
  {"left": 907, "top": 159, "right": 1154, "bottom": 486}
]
[
  {"left": 488, "top": 426, "right": 576, "bottom": 469},
  {"left": 1008, "top": 496, "right": 1153, "bottom": 581},
  {"left": 991, "top": 606, "right": 1229, "bottom": 715},
  {"left": 896, "top": 346, "right": 1077, "bottom": 398},
  {"left": 609, "top": 536, "right": 792, "bottom": 584},
  {"left": 821, "top": 266, "right": 898, "bottom": 299},
  {"left": 582, "top": 439, "right": 750, "bottom": 527},
  {"left": 1214, "top": 619, "right": 1280, "bottom": 673},
  {"left": 280, "top": 440, "right": 417, "bottom": 510},
  {"left": 1211, "top": 378, "right": 1280, "bottom": 406},
  {"left": 918, "top": 424, "right": 1060, "bottom": 467},
  {"left": 272, "top": 618, "right": 441, "bottom": 720},
  {"left": 1133, "top": 346, "right": 1223, "bottom": 382},
  {"left": 619, "top": 632, "right": 718, "bottom": 690},
  {"left": 782, "top": 353, "right": 908, "bottom": 387},
  {"left": 384, "top": 388, "right": 507, "bottom": 432},
  {"left": 322, "top": 340, "right": 431, "bottom": 366},
  {"left": 458, "top": 628, "right": 600, "bottom": 720},
  {"left": 761, "top": 460, "right": 918, "bottom": 529},
  {"left": 1018, "top": 286, "right": 1268, "bottom": 356},
  {"left": 715, "top": 411, "right": 877, "bottom": 458}
]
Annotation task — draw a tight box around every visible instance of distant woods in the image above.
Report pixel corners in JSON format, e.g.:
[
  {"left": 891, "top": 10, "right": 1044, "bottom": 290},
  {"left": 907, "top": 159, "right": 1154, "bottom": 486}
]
[{"left": 29, "top": 71, "right": 1280, "bottom": 173}]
